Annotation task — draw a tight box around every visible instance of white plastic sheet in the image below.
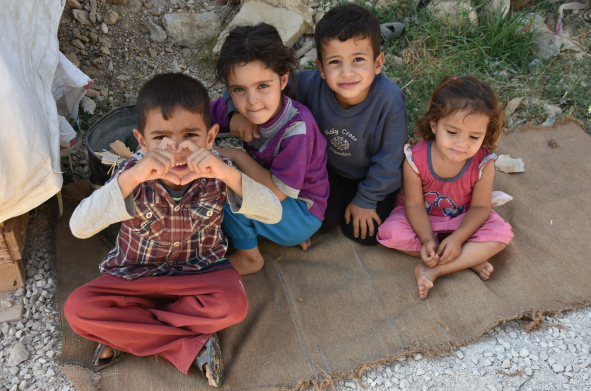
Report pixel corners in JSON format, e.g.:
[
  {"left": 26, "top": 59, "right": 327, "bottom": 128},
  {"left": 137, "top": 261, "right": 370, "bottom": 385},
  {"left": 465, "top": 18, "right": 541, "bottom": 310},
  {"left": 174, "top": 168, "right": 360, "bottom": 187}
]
[{"left": 0, "top": 0, "right": 65, "bottom": 222}]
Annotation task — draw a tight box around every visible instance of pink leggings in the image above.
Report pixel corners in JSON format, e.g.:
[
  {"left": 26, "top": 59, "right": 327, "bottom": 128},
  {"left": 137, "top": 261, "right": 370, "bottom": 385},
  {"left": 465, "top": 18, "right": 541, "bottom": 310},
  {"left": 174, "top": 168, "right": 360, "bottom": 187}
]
[
  {"left": 64, "top": 268, "right": 248, "bottom": 374},
  {"left": 377, "top": 204, "right": 513, "bottom": 251}
]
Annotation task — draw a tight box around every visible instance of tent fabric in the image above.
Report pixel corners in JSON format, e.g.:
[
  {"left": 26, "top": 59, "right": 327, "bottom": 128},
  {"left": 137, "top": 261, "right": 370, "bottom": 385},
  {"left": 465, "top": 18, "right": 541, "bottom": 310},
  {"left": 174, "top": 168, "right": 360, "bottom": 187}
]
[
  {"left": 56, "top": 123, "right": 591, "bottom": 390},
  {"left": 0, "top": 0, "right": 65, "bottom": 222}
]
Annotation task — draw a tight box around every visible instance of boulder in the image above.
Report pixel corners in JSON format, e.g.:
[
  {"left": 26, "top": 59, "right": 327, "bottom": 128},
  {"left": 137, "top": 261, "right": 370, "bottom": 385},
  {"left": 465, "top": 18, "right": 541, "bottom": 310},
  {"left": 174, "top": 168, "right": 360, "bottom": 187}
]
[
  {"left": 426, "top": 0, "right": 477, "bottom": 25},
  {"left": 72, "top": 10, "right": 92, "bottom": 25},
  {"left": 162, "top": 12, "right": 220, "bottom": 48},
  {"left": 213, "top": 0, "right": 314, "bottom": 54}
]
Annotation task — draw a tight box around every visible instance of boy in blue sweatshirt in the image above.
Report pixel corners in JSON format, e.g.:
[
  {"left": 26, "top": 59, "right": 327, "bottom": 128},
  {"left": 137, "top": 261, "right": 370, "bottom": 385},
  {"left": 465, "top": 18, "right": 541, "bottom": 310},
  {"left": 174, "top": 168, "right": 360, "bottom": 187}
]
[{"left": 225, "top": 4, "right": 408, "bottom": 245}]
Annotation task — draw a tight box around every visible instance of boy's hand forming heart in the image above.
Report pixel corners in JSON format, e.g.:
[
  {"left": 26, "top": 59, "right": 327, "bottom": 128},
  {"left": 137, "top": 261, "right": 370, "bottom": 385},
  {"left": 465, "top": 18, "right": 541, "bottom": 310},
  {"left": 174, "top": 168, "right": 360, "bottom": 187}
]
[
  {"left": 420, "top": 239, "right": 439, "bottom": 267},
  {"left": 128, "top": 138, "right": 181, "bottom": 185},
  {"left": 177, "top": 141, "right": 232, "bottom": 185}
]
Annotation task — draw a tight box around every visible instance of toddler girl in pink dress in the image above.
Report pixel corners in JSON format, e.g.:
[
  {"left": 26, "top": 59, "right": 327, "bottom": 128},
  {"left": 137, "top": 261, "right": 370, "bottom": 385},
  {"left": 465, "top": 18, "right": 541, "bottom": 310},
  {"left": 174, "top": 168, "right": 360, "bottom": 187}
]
[{"left": 377, "top": 76, "right": 513, "bottom": 299}]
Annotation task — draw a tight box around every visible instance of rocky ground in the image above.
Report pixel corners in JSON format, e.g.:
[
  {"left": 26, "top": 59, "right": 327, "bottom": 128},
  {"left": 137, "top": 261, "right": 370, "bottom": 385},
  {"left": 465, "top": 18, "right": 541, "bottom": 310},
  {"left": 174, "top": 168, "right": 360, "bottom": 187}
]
[
  {"left": 1, "top": 0, "right": 589, "bottom": 390},
  {"left": 0, "top": 203, "right": 590, "bottom": 391}
]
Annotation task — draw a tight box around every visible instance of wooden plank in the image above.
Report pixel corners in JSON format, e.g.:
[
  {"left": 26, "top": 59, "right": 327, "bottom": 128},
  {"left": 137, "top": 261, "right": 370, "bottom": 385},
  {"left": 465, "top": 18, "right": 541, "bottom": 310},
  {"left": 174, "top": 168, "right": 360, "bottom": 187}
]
[
  {"left": 2, "top": 213, "right": 29, "bottom": 261},
  {"left": 0, "top": 227, "right": 13, "bottom": 265},
  {"left": 0, "top": 261, "right": 25, "bottom": 292}
]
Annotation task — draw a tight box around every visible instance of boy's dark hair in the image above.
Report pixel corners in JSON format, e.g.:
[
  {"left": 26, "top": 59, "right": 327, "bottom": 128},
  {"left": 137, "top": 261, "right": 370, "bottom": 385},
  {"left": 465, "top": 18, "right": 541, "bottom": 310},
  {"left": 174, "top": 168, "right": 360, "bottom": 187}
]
[
  {"left": 314, "top": 4, "right": 381, "bottom": 63},
  {"left": 136, "top": 73, "right": 211, "bottom": 133},
  {"left": 415, "top": 76, "right": 505, "bottom": 152},
  {"left": 215, "top": 23, "right": 297, "bottom": 94}
]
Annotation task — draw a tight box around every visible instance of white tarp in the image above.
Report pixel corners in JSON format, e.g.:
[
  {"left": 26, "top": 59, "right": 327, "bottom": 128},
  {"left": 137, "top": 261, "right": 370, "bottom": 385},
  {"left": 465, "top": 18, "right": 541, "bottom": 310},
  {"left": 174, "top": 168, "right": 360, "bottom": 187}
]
[{"left": 0, "top": 0, "right": 66, "bottom": 222}]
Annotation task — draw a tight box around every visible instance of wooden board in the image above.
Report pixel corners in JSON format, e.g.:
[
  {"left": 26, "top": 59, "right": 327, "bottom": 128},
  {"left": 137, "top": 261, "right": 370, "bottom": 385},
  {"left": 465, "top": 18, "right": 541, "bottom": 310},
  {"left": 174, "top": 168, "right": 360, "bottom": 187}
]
[
  {"left": 1, "top": 213, "right": 29, "bottom": 262},
  {"left": 0, "top": 213, "right": 29, "bottom": 291},
  {"left": 0, "top": 261, "right": 26, "bottom": 292},
  {"left": 0, "top": 227, "right": 13, "bottom": 265}
]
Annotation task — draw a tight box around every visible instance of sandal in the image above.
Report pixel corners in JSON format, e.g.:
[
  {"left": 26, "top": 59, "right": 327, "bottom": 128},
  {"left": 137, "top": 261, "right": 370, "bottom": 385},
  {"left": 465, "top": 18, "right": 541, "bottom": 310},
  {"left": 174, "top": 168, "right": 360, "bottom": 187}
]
[
  {"left": 380, "top": 22, "right": 406, "bottom": 41},
  {"left": 195, "top": 333, "right": 224, "bottom": 387},
  {"left": 92, "top": 343, "right": 126, "bottom": 367}
]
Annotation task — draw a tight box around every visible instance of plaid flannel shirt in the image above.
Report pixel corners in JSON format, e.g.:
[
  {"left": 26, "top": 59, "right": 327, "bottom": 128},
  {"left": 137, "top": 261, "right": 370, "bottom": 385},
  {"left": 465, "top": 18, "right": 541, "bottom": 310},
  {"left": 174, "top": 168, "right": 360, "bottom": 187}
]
[{"left": 99, "top": 151, "right": 231, "bottom": 280}]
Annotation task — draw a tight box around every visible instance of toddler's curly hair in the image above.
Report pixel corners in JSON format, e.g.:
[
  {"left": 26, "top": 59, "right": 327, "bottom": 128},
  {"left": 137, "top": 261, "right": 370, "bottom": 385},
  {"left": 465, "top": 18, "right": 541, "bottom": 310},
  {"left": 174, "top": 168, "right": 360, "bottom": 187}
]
[{"left": 414, "top": 76, "right": 505, "bottom": 152}]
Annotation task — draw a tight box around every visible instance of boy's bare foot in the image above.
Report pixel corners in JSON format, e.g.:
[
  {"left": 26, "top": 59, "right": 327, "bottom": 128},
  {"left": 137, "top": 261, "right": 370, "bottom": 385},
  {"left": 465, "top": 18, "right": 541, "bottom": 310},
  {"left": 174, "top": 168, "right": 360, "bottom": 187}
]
[
  {"left": 197, "top": 346, "right": 212, "bottom": 385},
  {"left": 414, "top": 263, "right": 435, "bottom": 300},
  {"left": 99, "top": 345, "right": 114, "bottom": 359},
  {"left": 298, "top": 238, "right": 312, "bottom": 251},
  {"left": 228, "top": 247, "right": 264, "bottom": 275},
  {"left": 470, "top": 261, "right": 494, "bottom": 280}
]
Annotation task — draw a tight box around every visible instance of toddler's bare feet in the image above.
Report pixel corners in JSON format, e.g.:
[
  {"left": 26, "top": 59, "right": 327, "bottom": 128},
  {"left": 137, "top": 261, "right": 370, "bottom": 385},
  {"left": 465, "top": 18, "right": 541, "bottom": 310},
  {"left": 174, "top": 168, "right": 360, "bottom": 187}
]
[
  {"left": 99, "top": 346, "right": 114, "bottom": 359},
  {"left": 414, "top": 263, "right": 435, "bottom": 300},
  {"left": 298, "top": 238, "right": 312, "bottom": 251},
  {"left": 470, "top": 261, "right": 494, "bottom": 280},
  {"left": 228, "top": 247, "right": 264, "bottom": 275}
]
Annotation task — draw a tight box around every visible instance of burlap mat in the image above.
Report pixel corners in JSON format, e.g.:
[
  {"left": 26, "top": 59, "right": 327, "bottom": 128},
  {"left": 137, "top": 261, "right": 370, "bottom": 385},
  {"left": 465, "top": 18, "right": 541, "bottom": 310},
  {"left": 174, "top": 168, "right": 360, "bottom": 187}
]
[{"left": 56, "top": 123, "right": 591, "bottom": 390}]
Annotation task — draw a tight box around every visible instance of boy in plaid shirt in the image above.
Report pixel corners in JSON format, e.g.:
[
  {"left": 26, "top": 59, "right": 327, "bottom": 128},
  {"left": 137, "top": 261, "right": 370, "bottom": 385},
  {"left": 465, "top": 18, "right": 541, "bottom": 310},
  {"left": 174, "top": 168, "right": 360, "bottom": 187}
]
[{"left": 64, "top": 74, "right": 281, "bottom": 387}]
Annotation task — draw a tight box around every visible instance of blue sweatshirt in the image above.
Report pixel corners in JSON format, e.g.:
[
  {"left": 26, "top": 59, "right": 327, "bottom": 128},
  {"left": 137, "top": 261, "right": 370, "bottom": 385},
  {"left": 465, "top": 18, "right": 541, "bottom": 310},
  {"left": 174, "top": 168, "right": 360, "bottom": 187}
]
[{"left": 224, "top": 70, "right": 408, "bottom": 209}]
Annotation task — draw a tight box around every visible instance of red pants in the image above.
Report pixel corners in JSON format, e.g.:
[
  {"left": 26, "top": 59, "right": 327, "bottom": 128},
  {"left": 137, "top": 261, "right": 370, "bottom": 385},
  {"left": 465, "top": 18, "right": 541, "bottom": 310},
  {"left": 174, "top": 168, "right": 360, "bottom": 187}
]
[{"left": 64, "top": 268, "right": 248, "bottom": 374}]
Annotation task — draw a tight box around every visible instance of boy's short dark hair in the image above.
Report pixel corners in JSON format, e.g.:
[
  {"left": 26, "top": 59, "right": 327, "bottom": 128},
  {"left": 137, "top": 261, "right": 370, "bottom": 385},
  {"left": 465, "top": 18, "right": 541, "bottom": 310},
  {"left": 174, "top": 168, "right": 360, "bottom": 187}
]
[
  {"left": 314, "top": 4, "right": 381, "bottom": 63},
  {"left": 136, "top": 73, "right": 211, "bottom": 133}
]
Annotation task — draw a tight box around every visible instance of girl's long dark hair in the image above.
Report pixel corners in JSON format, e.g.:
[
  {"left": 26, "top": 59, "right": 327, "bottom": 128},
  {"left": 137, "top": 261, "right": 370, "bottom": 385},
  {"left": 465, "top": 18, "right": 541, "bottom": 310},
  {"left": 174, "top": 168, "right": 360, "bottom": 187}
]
[
  {"left": 215, "top": 23, "right": 297, "bottom": 97},
  {"left": 415, "top": 76, "right": 505, "bottom": 152}
]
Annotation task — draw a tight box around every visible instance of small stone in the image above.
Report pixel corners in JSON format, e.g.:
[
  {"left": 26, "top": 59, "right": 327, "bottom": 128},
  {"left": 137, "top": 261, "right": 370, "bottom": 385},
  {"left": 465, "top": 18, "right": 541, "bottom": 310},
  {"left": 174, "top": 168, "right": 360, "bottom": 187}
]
[
  {"left": 71, "top": 39, "right": 86, "bottom": 50},
  {"left": 18, "top": 380, "right": 27, "bottom": 390},
  {"left": 414, "top": 353, "right": 422, "bottom": 361},
  {"left": 520, "top": 348, "right": 529, "bottom": 357},
  {"left": 471, "top": 356, "right": 479, "bottom": 364},
  {"left": 487, "top": 385, "right": 497, "bottom": 391},
  {"left": 144, "top": 1, "right": 153, "bottom": 9},
  {"left": 46, "top": 350, "right": 55, "bottom": 359},
  {"left": 101, "top": 22, "right": 109, "bottom": 34},
  {"left": 7, "top": 343, "right": 29, "bottom": 366},
  {"left": 100, "top": 46, "right": 111, "bottom": 56},
  {"left": 81, "top": 96, "right": 96, "bottom": 115},
  {"left": 148, "top": 48, "right": 158, "bottom": 58},
  {"left": 128, "top": 0, "right": 142, "bottom": 12},
  {"left": 509, "top": 331, "right": 517, "bottom": 339},
  {"left": 104, "top": 10, "right": 119, "bottom": 26},
  {"left": 1, "top": 300, "right": 12, "bottom": 308},
  {"left": 573, "top": 364, "right": 581, "bottom": 373},
  {"left": 345, "top": 381, "right": 356, "bottom": 389},
  {"left": 456, "top": 351, "right": 464, "bottom": 359},
  {"left": 14, "top": 288, "right": 25, "bottom": 297},
  {"left": 71, "top": 10, "right": 91, "bottom": 25},
  {"left": 416, "top": 368, "right": 425, "bottom": 375},
  {"left": 118, "top": 81, "right": 125, "bottom": 89},
  {"left": 46, "top": 368, "right": 55, "bottom": 377},
  {"left": 145, "top": 21, "right": 167, "bottom": 42},
  {"left": 153, "top": 10, "right": 161, "bottom": 16},
  {"left": 502, "top": 359, "right": 511, "bottom": 368},
  {"left": 553, "top": 364, "right": 565, "bottom": 373},
  {"left": 66, "top": 0, "right": 82, "bottom": 9},
  {"left": 86, "top": 88, "right": 101, "bottom": 98}
]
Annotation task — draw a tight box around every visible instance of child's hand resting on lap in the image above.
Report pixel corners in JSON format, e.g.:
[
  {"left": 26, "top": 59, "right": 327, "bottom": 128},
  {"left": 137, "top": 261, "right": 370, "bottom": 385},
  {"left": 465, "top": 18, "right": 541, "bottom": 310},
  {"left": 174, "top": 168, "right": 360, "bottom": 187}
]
[
  {"left": 345, "top": 203, "right": 382, "bottom": 239},
  {"left": 436, "top": 235, "right": 462, "bottom": 265},
  {"left": 420, "top": 239, "right": 439, "bottom": 267},
  {"left": 230, "top": 112, "right": 259, "bottom": 142}
]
